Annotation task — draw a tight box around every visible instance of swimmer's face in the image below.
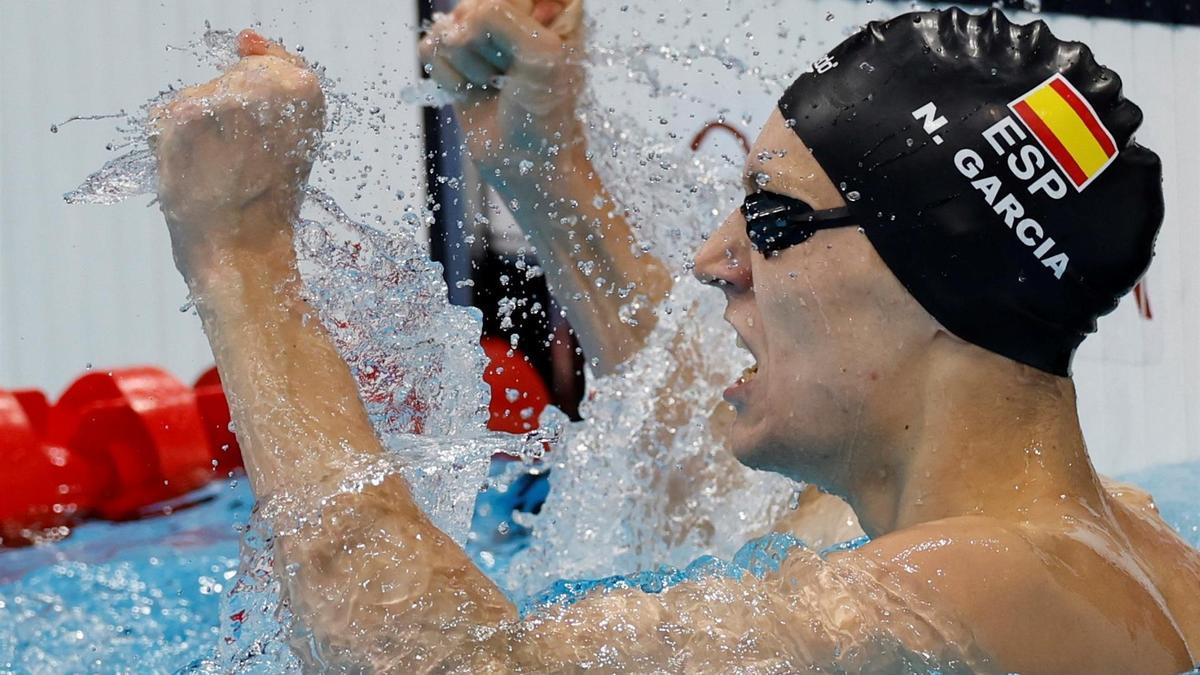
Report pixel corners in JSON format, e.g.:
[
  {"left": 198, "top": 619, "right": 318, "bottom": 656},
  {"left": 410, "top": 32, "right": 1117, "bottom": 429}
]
[{"left": 692, "top": 110, "right": 938, "bottom": 490}]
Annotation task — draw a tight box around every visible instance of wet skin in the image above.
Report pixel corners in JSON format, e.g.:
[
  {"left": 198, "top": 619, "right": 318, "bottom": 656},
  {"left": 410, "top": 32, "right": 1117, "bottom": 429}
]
[{"left": 151, "top": 7, "right": 1200, "bottom": 671}]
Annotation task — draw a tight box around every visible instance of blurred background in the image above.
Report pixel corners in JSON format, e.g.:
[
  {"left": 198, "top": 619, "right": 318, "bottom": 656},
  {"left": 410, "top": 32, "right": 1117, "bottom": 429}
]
[{"left": 2, "top": 0, "right": 1197, "bottom": 475}]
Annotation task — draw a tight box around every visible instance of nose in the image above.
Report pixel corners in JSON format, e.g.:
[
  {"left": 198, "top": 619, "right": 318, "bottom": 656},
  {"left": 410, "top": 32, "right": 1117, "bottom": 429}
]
[{"left": 692, "top": 208, "right": 754, "bottom": 292}]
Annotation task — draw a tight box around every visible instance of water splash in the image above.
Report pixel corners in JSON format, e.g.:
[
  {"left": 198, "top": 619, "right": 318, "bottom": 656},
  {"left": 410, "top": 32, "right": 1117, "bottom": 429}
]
[
  {"left": 63, "top": 146, "right": 160, "bottom": 205},
  {"left": 62, "top": 24, "right": 360, "bottom": 206},
  {"left": 49, "top": 112, "right": 127, "bottom": 134},
  {"left": 496, "top": 277, "right": 799, "bottom": 599},
  {"left": 164, "top": 23, "right": 241, "bottom": 70},
  {"left": 60, "top": 92, "right": 173, "bottom": 206},
  {"left": 59, "top": 26, "right": 239, "bottom": 205}
]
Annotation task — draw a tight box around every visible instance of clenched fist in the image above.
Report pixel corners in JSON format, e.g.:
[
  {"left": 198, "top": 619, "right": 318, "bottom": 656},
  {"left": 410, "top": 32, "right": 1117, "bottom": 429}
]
[
  {"left": 152, "top": 30, "right": 324, "bottom": 274},
  {"left": 421, "top": 0, "right": 586, "bottom": 184}
]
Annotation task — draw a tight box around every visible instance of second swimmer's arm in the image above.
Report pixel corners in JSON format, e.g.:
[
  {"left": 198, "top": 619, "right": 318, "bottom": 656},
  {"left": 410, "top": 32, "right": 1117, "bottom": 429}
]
[
  {"left": 489, "top": 141, "right": 672, "bottom": 374},
  {"left": 423, "top": 0, "right": 672, "bottom": 375}
]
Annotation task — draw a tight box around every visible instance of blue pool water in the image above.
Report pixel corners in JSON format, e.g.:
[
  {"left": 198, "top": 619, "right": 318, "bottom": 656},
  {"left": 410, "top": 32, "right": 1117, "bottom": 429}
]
[
  {"left": 0, "top": 481, "right": 252, "bottom": 672},
  {"left": 1, "top": 462, "right": 1197, "bottom": 672}
]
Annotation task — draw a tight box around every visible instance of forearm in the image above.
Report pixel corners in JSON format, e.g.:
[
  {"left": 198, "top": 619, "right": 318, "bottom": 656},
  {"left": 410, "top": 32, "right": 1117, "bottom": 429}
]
[
  {"left": 178, "top": 215, "right": 515, "bottom": 665},
  {"left": 182, "top": 225, "right": 376, "bottom": 496},
  {"left": 489, "top": 143, "right": 673, "bottom": 374}
]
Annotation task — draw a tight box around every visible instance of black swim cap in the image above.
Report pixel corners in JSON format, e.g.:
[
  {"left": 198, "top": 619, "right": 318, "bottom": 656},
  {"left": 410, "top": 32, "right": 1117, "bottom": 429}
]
[{"left": 778, "top": 7, "right": 1164, "bottom": 376}]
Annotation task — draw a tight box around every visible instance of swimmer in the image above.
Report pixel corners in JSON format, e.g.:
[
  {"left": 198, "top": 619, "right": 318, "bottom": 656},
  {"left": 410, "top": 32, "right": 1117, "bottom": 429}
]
[{"left": 152, "top": 7, "right": 1200, "bottom": 673}]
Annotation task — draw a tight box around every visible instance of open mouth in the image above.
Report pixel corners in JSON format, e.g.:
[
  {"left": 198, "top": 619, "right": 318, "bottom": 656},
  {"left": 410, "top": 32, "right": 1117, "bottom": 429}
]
[
  {"left": 736, "top": 335, "right": 759, "bottom": 378},
  {"left": 725, "top": 334, "right": 760, "bottom": 402}
]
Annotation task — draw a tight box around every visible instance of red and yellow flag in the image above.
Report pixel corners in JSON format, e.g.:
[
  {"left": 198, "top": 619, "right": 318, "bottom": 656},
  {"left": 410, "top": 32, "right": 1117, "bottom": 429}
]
[{"left": 1010, "top": 74, "right": 1118, "bottom": 192}]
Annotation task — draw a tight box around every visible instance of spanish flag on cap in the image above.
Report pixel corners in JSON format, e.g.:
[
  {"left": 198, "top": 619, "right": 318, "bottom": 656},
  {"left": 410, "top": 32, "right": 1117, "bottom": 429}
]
[{"left": 1010, "top": 73, "right": 1119, "bottom": 192}]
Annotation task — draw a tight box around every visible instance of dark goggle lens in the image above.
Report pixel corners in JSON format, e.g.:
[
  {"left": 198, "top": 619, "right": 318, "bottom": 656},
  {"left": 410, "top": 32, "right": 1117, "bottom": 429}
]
[{"left": 740, "top": 191, "right": 857, "bottom": 255}]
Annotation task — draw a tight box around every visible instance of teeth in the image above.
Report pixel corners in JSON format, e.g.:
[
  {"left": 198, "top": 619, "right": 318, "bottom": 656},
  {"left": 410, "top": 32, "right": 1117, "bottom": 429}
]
[{"left": 735, "top": 335, "right": 759, "bottom": 383}]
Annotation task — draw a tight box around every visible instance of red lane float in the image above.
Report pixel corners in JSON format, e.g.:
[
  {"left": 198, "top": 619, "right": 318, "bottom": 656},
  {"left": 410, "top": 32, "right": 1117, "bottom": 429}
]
[
  {"left": 0, "top": 389, "right": 104, "bottom": 540},
  {"left": 12, "top": 389, "right": 49, "bottom": 437},
  {"left": 47, "top": 368, "right": 214, "bottom": 520},
  {"left": 481, "top": 337, "right": 550, "bottom": 435}
]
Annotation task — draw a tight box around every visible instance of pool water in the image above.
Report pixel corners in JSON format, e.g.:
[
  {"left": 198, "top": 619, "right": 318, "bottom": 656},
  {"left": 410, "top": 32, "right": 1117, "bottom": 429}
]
[
  {"left": 1, "top": 461, "right": 1197, "bottom": 673},
  {"left": 0, "top": 481, "right": 251, "bottom": 673}
]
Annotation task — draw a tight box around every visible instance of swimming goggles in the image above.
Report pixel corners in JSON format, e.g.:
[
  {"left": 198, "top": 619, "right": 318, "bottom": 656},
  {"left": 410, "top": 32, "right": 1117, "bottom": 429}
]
[{"left": 740, "top": 191, "right": 858, "bottom": 255}]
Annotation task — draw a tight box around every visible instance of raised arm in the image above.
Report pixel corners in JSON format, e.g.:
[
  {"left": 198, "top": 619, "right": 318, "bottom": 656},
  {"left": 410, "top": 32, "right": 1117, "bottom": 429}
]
[
  {"left": 152, "top": 34, "right": 520, "bottom": 666},
  {"left": 421, "top": 0, "right": 672, "bottom": 375}
]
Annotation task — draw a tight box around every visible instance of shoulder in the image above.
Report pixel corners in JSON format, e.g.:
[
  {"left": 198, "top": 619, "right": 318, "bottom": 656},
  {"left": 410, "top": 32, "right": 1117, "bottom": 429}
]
[
  {"left": 852, "top": 515, "right": 1147, "bottom": 625},
  {"left": 859, "top": 515, "right": 1041, "bottom": 575},
  {"left": 845, "top": 518, "right": 1069, "bottom": 671},
  {"left": 854, "top": 516, "right": 1054, "bottom": 613},
  {"left": 856, "top": 518, "right": 1071, "bottom": 656},
  {"left": 850, "top": 515, "right": 1191, "bottom": 673}
]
